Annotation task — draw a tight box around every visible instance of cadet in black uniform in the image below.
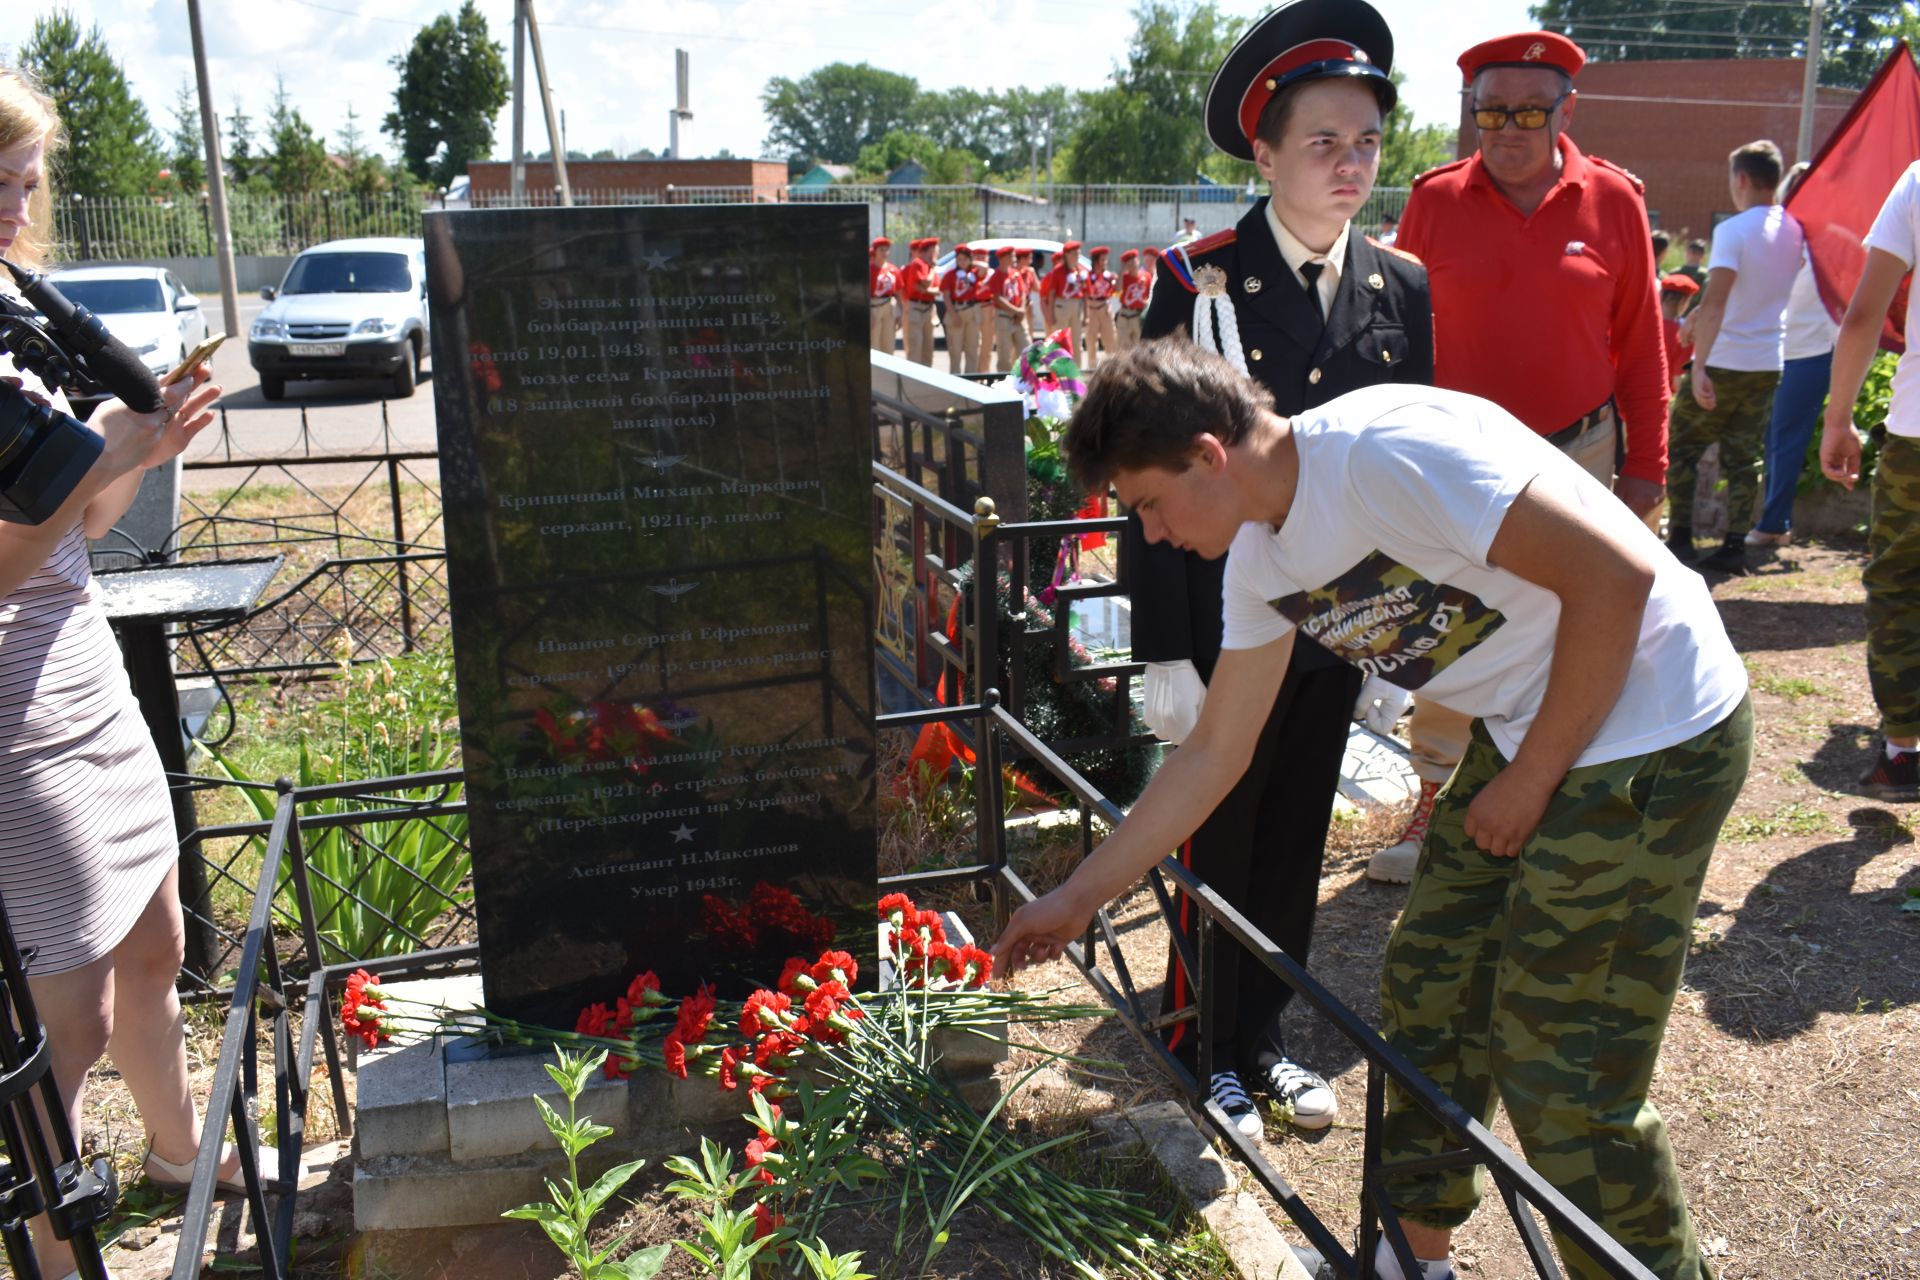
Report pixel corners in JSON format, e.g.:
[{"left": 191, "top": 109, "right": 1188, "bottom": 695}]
[{"left": 1120, "top": 0, "right": 1434, "bottom": 1136}]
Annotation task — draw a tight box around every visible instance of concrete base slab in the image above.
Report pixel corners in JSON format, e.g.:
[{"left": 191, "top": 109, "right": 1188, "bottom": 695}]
[{"left": 1121, "top": 1100, "right": 1316, "bottom": 1280}]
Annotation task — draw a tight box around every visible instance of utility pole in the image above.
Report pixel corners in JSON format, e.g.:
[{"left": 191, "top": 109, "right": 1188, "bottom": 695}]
[
  {"left": 523, "top": 0, "right": 571, "bottom": 205},
  {"left": 510, "top": 0, "right": 526, "bottom": 198},
  {"left": 185, "top": 0, "right": 239, "bottom": 340},
  {"left": 1797, "top": 0, "right": 1825, "bottom": 164},
  {"left": 668, "top": 50, "right": 693, "bottom": 160}
]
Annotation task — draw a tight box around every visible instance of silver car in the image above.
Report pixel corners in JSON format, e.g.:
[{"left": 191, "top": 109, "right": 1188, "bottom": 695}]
[{"left": 248, "top": 237, "right": 430, "bottom": 400}]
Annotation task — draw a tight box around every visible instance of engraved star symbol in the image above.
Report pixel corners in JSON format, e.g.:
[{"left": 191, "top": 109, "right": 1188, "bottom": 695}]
[
  {"left": 670, "top": 823, "right": 696, "bottom": 843},
  {"left": 641, "top": 249, "right": 674, "bottom": 270}
]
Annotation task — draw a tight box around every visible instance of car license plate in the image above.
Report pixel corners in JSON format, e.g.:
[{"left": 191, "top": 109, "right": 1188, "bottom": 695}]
[{"left": 290, "top": 342, "right": 346, "bottom": 358}]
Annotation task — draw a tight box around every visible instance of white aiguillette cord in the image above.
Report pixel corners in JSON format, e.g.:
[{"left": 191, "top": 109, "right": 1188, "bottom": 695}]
[{"left": 1178, "top": 252, "right": 1248, "bottom": 377}]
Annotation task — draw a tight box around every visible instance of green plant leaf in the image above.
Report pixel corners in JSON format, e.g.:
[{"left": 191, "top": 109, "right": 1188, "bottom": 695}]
[
  {"left": 582, "top": 1159, "right": 647, "bottom": 1217},
  {"left": 602, "top": 1243, "right": 671, "bottom": 1279}
]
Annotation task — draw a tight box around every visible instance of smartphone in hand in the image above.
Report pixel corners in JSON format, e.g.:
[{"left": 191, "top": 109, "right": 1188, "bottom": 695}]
[{"left": 160, "top": 332, "right": 227, "bottom": 387}]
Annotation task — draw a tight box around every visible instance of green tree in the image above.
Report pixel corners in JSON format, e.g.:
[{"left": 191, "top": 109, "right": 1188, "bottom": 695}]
[
  {"left": 166, "top": 79, "right": 206, "bottom": 196},
  {"left": 17, "top": 9, "right": 162, "bottom": 197},
  {"left": 267, "top": 76, "right": 330, "bottom": 195},
  {"left": 337, "top": 104, "right": 394, "bottom": 194},
  {"left": 760, "top": 62, "right": 919, "bottom": 163},
  {"left": 1065, "top": 2, "right": 1246, "bottom": 183},
  {"left": 1530, "top": 0, "right": 1898, "bottom": 89},
  {"left": 226, "top": 98, "right": 260, "bottom": 186},
  {"left": 1379, "top": 71, "right": 1457, "bottom": 189},
  {"left": 384, "top": 0, "right": 510, "bottom": 186},
  {"left": 855, "top": 129, "right": 942, "bottom": 177}
]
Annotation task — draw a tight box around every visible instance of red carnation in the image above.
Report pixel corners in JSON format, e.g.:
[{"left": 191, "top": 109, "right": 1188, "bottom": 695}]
[
  {"left": 341, "top": 1001, "right": 388, "bottom": 1049},
  {"left": 754, "top": 1030, "right": 804, "bottom": 1067},
  {"left": 662, "top": 1031, "right": 688, "bottom": 1079},
  {"left": 877, "top": 892, "right": 915, "bottom": 923},
  {"left": 752, "top": 1201, "right": 784, "bottom": 1240},
  {"left": 776, "top": 956, "right": 813, "bottom": 997},
  {"left": 957, "top": 943, "right": 994, "bottom": 987},
  {"left": 719, "top": 1046, "right": 742, "bottom": 1091},
  {"left": 739, "top": 989, "right": 792, "bottom": 1038},
  {"left": 675, "top": 984, "right": 717, "bottom": 1043},
  {"left": 346, "top": 969, "right": 385, "bottom": 1005},
  {"left": 576, "top": 1002, "right": 617, "bottom": 1038},
  {"left": 625, "top": 970, "right": 666, "bottom": 1008},
  {"left": 810, "top": 949, "right": 857, "bottom": 986}
]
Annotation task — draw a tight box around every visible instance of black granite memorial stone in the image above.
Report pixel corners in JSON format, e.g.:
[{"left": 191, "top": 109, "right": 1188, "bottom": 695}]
[{"left": 426, "top": 204, "right": 875, "bottom": 1028}]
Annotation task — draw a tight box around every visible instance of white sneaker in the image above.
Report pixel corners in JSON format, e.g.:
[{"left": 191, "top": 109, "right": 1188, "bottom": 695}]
[
  {"left": 1208, "top": 1070, "right": 1263, "bottom": 1138},
  {"left": 1744, "top": 527, "right": 1792, "bottom": 546},
  {"left": 1367, "top": 779, "right": 1439, "bottom": 884},
  {"left": 1265, "top": 1055, "right": 1338, "bottom": 1130}
]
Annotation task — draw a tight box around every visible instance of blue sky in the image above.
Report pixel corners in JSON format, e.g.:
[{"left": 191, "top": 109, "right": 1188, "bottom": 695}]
[{"left": 17, "top": 0, "right": 1536, "bottom": 173}]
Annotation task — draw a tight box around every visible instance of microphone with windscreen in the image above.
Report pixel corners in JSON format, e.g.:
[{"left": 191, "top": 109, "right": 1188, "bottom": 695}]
[{"left": 2, "top": 258, "right": 165, "bottom": 413}]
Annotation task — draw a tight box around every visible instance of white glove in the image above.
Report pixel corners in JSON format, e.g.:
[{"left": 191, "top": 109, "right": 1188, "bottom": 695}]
[
  {"left": 1352, "top": 675, "right": 1412, "bottom": 737},
  {"left": 1142, "top": 659, "right": 1207, "bottom": 745}
]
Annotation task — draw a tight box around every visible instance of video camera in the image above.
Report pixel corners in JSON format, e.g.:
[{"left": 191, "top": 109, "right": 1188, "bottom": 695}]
[{"left": 0, "top": 259, "right": 167, "bottom": 525}]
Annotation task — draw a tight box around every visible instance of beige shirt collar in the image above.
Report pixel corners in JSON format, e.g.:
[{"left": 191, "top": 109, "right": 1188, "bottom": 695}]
[{"left": 1264, "top": 201, "right": 1348, "bottom": 315}]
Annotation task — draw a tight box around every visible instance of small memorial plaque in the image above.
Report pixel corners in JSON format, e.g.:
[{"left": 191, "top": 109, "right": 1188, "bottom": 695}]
[{"left": 427, "top": 204, "right": 875, "bottom": 1027}]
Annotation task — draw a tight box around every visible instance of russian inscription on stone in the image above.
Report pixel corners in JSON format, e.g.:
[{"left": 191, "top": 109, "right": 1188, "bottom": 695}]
[{"left": 426, "top": 204, "right": 875, "bottom": 1027}]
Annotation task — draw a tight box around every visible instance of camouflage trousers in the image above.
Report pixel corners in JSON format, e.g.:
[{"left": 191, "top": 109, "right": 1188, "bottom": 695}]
[
  {"left": 1867, "top": 434, "right": 1920, "bottom": 737},
  {"left": 1380, "top": 696, "right": 1753, "bottom": 1280},
  {"left": 1667, "top": 367, "right": 1780, "bottom": 534}
]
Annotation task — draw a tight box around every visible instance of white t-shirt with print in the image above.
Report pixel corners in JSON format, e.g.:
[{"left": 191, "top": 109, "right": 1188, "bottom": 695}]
[
  {"left": 1219, "top": 385, "right": 1748, "bottom": 767},
  {"left": 1864, "top": 160, "right": 1920, "bottom": 439},
  {"left": 1704, "top": 204, "right": 1805, "bottom": 372}
]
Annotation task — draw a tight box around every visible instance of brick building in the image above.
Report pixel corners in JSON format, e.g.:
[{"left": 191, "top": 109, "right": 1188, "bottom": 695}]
[
  {"left": 466, "top": 157, "right": 789, "bottom": 202},
  {"left": 1454, "top": 59, "right": 1857, "bottom": 241}
]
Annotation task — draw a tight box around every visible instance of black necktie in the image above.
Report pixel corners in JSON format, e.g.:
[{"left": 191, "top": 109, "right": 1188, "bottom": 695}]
[{"left": 1299, "top": 261, "right": 1326, "bottom": 322}]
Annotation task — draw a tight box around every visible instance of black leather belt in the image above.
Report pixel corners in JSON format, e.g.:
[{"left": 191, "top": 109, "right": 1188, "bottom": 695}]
[{"left": 1544, "top": 400, "right": 1615, "bottom": 448}]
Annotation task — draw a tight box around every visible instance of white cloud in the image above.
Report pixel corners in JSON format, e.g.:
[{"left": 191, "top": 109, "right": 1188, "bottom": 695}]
[{"left": 19, "top": 0, "right": 1532, "bottom": 172}]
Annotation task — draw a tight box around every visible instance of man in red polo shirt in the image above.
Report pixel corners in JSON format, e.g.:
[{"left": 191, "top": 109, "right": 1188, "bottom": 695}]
[
  {"left": 898, "top": 237, "right": 941, "bottom": 365},
  {"left": 1368, "top": 30, "right": 1670, "bottom": 887}
]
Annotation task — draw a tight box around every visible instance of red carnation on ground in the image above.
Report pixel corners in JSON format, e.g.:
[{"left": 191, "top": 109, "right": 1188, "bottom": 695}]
[
  {"left": 957, "top": 943, "right": 994, "bottom": 987},
  {"left": 719, "top": 1046, "right": 742, "bottom": 1091},
  {"left": 752, "top": 1201, "right": 784, "bottom": 1240},
  {"left": 745, "top": 1134, "right": 779, "bottom": 1185},
  {"left": 661, "top": 1031, "right": 688, "bottom": 1079},
  {"left": 810, "top": 949, "right": 857, "bottom": 986},
  {"left": 576, "top": 1002, "right": 617, "bottom": 1038},
  {"left": 753, "top": 1030, "right": 804, "bottom": 1067},
  {"left": 625, "top": 970, "right": 666, "bottom": 1007},
  {"left": 740, "top": 989, "right": 792, "bottom": 1038},
  {"left": 346, "top": 969, "right": 385, "bottom": 1006},
  {"left": 776, "top": 956, "right": 813, "bottom": 997},
  {"left": 341, "top": 1000, "right": 388, "bottom": 1049},
  {"left": 877, "top": 892, "right": 914, "bottom": 924},
  {"left": 674, "top": 983, "right": 717, "bottom": 1043}
]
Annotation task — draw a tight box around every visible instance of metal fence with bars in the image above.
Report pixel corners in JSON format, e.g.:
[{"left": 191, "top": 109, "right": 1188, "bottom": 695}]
[{"left": 58, "top": 184, "right": 1411, "bottom": 265}]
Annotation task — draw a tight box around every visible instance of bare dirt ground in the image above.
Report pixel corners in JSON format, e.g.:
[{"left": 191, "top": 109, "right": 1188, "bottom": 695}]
[{"left": 37, "top": 537, "right": 1920, "bottom": 1280}]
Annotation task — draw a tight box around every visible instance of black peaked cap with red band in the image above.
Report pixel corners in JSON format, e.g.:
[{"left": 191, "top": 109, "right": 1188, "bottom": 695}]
[{"left": 1204, "top": 0, "right": 1397, "bottom": 162}]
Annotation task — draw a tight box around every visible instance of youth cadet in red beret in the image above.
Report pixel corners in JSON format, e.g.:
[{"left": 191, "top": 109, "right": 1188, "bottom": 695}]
[
  {"left": 868, "top": 237, "right": 900, "bottom": 353},
  {"left": 898, "top": 237, "right": 941, "bottom": 365},
  {"left": 1040, "top": 240, "right": 1091, "bottom": 358},
  {"left": 1115, "top": 249, "right": 1150, "bottom": 351},
  {"left": 1082, "top": 246, "right": 1120, "bottom": 368}
]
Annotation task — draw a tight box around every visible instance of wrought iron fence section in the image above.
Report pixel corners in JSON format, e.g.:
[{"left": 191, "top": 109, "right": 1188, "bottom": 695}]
[{"left": 56, "top": 190, "right": 428, "bottom": 261}]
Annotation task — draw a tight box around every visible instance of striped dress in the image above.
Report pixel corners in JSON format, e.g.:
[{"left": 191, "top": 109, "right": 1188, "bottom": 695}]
[{"left": 0, "top": 397, "right": 175, "bottom": 976}]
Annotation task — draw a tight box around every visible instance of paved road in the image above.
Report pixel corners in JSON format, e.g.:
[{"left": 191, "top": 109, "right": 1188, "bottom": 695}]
[{"left": 182, "top": 297, "right": 441, "bottom": 490}]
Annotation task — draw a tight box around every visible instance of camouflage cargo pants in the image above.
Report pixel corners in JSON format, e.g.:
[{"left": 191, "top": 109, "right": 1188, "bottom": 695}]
[
  {"left": 1380, "top": 696, "right": 1753, "bottom": 1280},
  {"left": 1867, "top": 434, "right": 1920, "bottom": 738},
  {"left": 1667, "top": 367, "right": 1780, "bottom": 534}
]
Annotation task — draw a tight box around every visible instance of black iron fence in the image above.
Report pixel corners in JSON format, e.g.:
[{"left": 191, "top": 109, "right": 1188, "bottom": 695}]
[{"left": 172, "top": 408, "right": 448, "bottom": 686}]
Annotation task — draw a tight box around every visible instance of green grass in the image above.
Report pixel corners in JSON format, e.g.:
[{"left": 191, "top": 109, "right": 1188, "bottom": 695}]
[
  {"left": 1728, "top": 802, "right": 1835, "bottom": 843},
  {"left": 1743, "top": 658, "right": 1833, "bottom": 702}
]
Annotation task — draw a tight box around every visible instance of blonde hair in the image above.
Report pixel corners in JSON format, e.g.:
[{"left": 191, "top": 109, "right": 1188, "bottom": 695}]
[{"left": 0, "top": 64, "right": 64, "bottom": 270}]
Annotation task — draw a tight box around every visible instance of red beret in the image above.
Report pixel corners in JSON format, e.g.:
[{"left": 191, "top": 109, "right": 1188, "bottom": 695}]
[
  {"left": 955, "top": 243, "right": 974, "bottom": 254},
  {"left": 1457, "top": 31, "right": 1586, "bottom": 83},
  {"left": 871, "top": 237, "right": 892, "bottom": 249},
  {"left": 1089, "top": 245, "right": 1110, "bottom": 256},
  {"left": 1014, "top": 247, "right": 1032, "bottom": 257},
  {"left": 1062, "top": 239, "right": 1083, "bottom": 252},
  {"left": 1659, "top": 273, "right": 1700, "bottom": 297},
  {"left": 1143, "top": 246, "right": 1161, "bottom": 257},
  {"left": 1120, "top": 249, "right": 1139, "bottom": 260}
]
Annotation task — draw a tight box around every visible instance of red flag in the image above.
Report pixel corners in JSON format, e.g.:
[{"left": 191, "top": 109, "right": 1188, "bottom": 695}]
[{"left": 1789, "top": 42, "right": 1920, "bottom": 354}]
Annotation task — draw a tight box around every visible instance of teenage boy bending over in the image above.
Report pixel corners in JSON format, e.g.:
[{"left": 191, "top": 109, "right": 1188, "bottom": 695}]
[{"left": 991, "top": 339, "right": 1751, "bottom": 1280}]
